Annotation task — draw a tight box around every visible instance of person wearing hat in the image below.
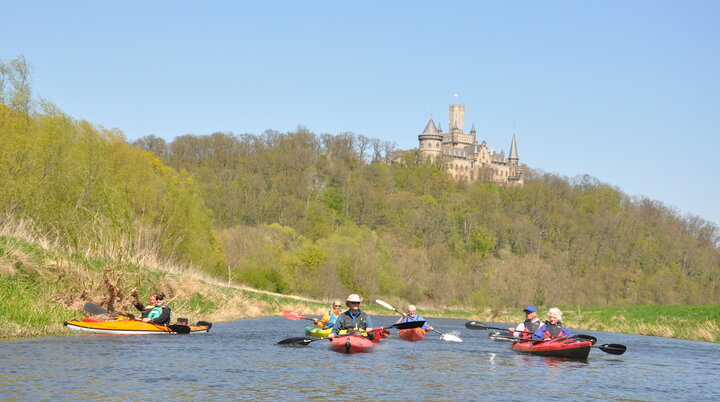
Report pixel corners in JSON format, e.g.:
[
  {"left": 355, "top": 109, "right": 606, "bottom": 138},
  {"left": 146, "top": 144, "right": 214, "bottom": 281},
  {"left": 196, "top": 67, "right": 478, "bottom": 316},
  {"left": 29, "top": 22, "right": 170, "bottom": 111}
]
[
  {"left": 313, "top": 300, "right": 343, "bottom": 328},
  {"left": 328, "top": 294, "right": 374, "bottom": 339},
  {"left": 508, "top": 305, "right": 541, "bottom": 339}
]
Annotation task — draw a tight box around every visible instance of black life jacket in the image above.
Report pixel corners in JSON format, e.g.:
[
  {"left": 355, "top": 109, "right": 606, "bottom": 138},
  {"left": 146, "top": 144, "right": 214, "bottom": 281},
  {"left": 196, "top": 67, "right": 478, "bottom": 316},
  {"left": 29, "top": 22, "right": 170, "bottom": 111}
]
[
  {"left": 336, "top": 310, "right": 370, "bottom": 331},
  {"left": 544, "top": 321, "right": 565, "bottom": 339}
]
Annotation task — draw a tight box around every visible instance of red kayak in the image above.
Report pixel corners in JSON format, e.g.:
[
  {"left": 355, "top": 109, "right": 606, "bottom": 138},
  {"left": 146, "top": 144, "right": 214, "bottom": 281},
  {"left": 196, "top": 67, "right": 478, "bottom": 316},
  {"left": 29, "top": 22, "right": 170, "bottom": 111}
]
[
  {"left": 330, "top": 334, "right": 374, "bottom": 353},
  {"left": 398, "top": 327, "right": 426, "bottom": 341},
  {"left": 511, "top": 338, "right": 593, "bottom": 360}
]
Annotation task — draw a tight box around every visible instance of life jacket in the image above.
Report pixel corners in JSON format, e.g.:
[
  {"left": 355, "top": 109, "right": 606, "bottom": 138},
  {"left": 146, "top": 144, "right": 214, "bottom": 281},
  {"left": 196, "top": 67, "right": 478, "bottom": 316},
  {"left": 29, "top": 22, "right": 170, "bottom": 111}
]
[
  {"left": 316, "top": 309, "right": 341, "bottom": 328},
  {"left": 519, "top": 318, "right": 541, "bottom": 339},
  {"left": 541, "top": 321, "right": 566, "bottom": 339},
  {"left": 147, "top": 305, "right": 171, "bottom": 324},
  {"left": 336, "top": 310, "right": 370, "bottom": 331}
]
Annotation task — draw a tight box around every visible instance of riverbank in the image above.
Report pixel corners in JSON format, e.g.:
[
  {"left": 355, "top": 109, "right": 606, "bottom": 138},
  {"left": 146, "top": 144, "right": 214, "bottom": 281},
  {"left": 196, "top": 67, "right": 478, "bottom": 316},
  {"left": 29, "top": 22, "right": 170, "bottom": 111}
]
[{"left": 1, "top": 234, "right": 717, "bottom": 342}]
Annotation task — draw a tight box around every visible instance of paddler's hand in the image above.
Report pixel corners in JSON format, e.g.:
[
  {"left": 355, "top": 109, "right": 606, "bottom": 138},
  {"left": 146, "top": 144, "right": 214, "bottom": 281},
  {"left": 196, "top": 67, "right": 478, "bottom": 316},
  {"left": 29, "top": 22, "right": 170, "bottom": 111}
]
[
  {"left": 508, "top": 328, "right": 515, "bottom": 335},
  {"left": 328, "top": 333, "right": 336, "bottom": 339}
]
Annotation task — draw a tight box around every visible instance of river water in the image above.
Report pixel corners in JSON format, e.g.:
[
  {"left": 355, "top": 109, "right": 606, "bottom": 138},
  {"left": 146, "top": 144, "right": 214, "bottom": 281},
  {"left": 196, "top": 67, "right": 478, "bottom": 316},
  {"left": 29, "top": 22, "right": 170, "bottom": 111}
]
[{"left": 1, "top": 316, "right": 718, "bottom": 400}]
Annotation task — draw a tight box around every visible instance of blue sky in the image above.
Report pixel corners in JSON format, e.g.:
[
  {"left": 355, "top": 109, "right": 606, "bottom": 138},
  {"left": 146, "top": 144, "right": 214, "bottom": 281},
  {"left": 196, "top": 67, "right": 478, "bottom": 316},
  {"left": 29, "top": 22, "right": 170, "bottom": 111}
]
[{"left": 3, "top": 1, "right": 719, "bottom": 226}]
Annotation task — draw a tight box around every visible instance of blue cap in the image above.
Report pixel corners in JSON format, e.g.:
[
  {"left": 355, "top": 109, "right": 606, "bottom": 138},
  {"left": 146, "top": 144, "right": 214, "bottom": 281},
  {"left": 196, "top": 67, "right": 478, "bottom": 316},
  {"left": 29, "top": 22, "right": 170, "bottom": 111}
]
[{"left": 523, "top": 305, "right": 537, "bottom": 312}]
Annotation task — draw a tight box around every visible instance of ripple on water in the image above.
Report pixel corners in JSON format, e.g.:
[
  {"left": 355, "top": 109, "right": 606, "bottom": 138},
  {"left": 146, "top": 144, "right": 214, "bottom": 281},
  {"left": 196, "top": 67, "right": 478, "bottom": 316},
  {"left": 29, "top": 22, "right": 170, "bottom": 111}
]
[{"left": 1, "top": 317, "right": 719, "bottom": 399}]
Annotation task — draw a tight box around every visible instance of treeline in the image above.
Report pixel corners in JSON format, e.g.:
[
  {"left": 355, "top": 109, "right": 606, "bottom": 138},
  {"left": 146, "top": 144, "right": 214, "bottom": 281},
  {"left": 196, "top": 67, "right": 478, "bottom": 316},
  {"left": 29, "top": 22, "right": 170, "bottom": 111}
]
[
  {"left": 3, "top": 55, "right": 719, "bottom": 309},
  {"left": 0, "top": 57, "right": 223, "bottom": 273},
  {"left": 133, "top": 130, "right": 720, "bottom": 308}
]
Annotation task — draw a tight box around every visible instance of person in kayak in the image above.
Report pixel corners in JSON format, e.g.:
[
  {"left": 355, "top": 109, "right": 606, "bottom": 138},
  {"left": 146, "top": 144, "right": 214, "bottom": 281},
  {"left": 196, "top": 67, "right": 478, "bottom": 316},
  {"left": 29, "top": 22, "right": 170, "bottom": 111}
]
[
  {"left": 137, "top": 292, "right": 172, "bottom": 325},
  {"left": 508, "top": 305, "right": 541, "bottom": 339},
  {"left": 396, "top": 304, "right": 434, "bottom": 332},
  {"left": 532, "top": 307, "right": 573, "bottom": 340},
  {"left": 328, "top": 294, "right": 374, "bottom": 339},
  {"left": 313, "top": 300, "right": 343, "bottom": 329}
]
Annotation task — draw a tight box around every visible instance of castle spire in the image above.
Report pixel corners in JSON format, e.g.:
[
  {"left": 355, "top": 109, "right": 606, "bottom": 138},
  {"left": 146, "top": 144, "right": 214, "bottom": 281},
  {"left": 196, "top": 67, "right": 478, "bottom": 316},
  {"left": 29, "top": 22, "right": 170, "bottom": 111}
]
[
  {"left": 509, "top": 133, "right": 519, "bottom": 160},
  {"left": 470, "top": 123, "right": 476, "bottom": 133}
]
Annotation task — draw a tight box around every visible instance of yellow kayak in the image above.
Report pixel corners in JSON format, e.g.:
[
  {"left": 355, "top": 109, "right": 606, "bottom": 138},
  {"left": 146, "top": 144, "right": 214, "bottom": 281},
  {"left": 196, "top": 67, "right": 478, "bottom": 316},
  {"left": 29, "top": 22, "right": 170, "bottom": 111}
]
[{"left": 64, "top": 317, "right": 211, "bottom": 335}]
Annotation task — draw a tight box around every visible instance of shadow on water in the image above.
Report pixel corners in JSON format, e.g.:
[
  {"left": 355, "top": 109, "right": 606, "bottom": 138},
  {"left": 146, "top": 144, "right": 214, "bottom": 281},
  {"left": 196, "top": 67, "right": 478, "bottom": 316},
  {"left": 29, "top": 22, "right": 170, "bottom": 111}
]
[{"left": 1, "top": 316, "right": 719, "bottom": 399}]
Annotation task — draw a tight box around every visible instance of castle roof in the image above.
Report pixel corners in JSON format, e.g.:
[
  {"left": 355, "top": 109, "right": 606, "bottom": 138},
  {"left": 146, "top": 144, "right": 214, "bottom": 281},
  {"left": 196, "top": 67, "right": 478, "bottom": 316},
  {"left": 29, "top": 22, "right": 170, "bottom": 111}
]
[
  {"left": 421, "top": 119, "right": 439, "bottom": 135},
  {"left": 509, "top": 134, "right": 519, "bottom": 160}
]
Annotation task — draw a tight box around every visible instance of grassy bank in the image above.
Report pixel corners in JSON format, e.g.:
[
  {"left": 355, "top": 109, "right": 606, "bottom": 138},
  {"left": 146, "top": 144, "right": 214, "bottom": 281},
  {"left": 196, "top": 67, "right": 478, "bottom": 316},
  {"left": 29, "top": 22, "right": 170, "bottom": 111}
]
[
  {"left": 0, "top": 233, "right": 328, "bottom": 338},
  {"left": 459, "top": 304, "right": 720, "bottom": 343},
  {"left": 1, "top": 234, "right": 717, "bottom": 343}
]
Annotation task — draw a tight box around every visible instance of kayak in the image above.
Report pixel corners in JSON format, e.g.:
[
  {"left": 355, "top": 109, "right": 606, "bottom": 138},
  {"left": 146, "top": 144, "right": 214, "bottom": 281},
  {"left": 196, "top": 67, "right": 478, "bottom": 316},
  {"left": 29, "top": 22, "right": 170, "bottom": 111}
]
[
  {"left": 511, "top": 338, "right": 592, "bottom": 360},
  {"left": 398, "top": 327, "right": 426, "bottom": 341},
  {"left": 330, "top": 334, "right": 374, "bottom": 354},
  {"left": 305, "top": 326, "right": 389, "bottom": 343},
  {"left": 305, "top": 325, "right": 333, "bottom": 337},
  {"left": 64, "top": 318, "right": 211, "bottom": 335}
]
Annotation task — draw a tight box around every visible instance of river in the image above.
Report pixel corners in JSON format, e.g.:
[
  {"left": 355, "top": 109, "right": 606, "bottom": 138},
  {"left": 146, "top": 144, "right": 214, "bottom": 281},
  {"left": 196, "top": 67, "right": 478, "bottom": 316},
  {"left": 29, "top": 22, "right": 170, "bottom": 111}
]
[{"left": 1, "top": 316, "right": 718, "bottom": 400}]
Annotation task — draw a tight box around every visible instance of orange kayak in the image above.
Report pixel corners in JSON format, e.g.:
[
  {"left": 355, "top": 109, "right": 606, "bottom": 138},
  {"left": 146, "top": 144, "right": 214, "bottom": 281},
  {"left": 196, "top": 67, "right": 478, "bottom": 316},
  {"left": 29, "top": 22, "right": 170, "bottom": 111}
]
[
  {"left": 398, "top": 327, "right": 426, "bottom": 341},
  {"left": 330, "top": 334, "right": 374, "bottom": 353}
]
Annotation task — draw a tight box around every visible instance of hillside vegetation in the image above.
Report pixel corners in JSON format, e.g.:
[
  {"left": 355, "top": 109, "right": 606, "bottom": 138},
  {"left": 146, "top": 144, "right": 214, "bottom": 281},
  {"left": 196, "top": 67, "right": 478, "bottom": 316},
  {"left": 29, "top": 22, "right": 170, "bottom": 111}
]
[
  {"left": 132, "top": 131, "right": 720, "bottom": 309},
  {"left": 2, "top": 56, "right": 719, "bottom": 318}
]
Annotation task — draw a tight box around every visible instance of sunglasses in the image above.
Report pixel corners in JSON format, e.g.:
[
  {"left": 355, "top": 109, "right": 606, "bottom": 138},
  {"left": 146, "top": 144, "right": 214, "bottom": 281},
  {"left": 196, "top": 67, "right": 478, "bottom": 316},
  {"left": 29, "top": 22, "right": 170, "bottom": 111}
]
[{"left": 333, "top": 305, "right": 342, "bottom": 307}]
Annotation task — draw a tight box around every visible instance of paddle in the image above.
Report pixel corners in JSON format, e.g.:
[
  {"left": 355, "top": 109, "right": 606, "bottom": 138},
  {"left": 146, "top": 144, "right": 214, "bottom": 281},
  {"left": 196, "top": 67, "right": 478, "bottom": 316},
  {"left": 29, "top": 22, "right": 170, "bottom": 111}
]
[
  {"left": 375, "top": 299, "right": 463, "bottom": 342},
  {"left": 469, "top": 321, "right": 627, "bottom": 355},
  {"left": 82, "top": 302, "right": 190, "bottom": 334},
  {"left": 277, "top": 320, "right": 426, "bottom": 346},
  {"left": 282, "top": 310, "right": 316, "bottom": 322},
  {"left": 465, "top": 320, "right": 534, "bottom": 335}
]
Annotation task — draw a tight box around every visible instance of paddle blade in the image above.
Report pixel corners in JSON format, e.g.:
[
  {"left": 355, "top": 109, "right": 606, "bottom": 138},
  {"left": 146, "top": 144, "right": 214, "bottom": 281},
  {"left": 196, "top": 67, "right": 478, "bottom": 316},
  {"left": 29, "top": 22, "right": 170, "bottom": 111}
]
[
  {"left": 282, "top": 310, "right": 308, "bottom": 321},
  {"left": 391, "top": 321, "right": 425, "bottom": 330},
  {"left": 83, "top": 302, "right": 109, "bottom": 315},
  {"left": 196, "top": 321, "right": 213, "bottom": 329},
  {"left": 277, "top": 337, "right": 321, "bottom": 347},
  {"left": 464, "top": 321, "right": 490, "bottom": 330},
  {"left": 489, "top": 331, "right": 515, "bottom": 342},
  {"left": 598, "top": 343, "right": 627, "bottom": 355},
  {"left": 440, "top": 333, "right": 463, "bottom": 342},
  {"left": 375, "top": 299, "right": 395, "bottom": 311},
  {"left": 168, "top": 324, "right": 191, "bottom": 334},
  {"left": 575, "top": 334, "right": 598, "bottom": 345}
]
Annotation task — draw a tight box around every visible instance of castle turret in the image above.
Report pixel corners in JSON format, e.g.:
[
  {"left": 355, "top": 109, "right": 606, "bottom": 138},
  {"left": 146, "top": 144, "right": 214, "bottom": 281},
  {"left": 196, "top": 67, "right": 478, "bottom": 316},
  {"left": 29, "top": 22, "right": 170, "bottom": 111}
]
[
  {"left": 418, "top": 118, "right": 443, "bottom": 159},
  {"left": 508, "top": 133, "right": 522, "bottom": 182}
]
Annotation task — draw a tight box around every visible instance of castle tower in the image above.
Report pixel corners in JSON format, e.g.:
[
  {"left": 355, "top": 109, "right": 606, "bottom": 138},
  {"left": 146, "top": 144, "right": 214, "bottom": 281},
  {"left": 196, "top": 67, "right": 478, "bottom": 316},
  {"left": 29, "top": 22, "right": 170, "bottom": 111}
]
[
  {"left": 508, "top": 133, "right": 521, "bottom": 182},
  {"left": 447, "top": 104, "right": 475, "bottom": 147},
  {"left": 418, "top": 118, "right": 443, "bottom": 159},
  {"left": 449, "top": 104, "right": 464, "bottom": 134}
]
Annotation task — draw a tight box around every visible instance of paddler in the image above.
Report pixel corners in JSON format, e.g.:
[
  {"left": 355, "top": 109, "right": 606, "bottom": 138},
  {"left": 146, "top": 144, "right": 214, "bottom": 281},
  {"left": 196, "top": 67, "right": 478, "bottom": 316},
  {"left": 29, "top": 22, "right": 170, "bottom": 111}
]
[
  {"left": 532, "top": 307, "right": 573, "bottom": 340},
  {"left": 313, "top": 300, "right": 343, "bottom": 329},
  {"left": 396, "top": 304, "right": 434, "bottom": 332},
  {"left": 137, "top": 292, "right": 172, "bottom": 325},
  {"left": 328, "top": 294, "right": 374, "bottom": 340},
  {"left": 508, "top": 305, "right": 541, "bottom": 339}
]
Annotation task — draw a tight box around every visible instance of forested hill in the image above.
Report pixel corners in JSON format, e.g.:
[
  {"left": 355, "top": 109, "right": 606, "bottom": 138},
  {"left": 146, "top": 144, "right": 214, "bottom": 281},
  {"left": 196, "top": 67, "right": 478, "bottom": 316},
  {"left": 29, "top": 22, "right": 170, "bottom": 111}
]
[
  {"left": 2, "top": 56, "right": 718, "bottom": 310},
  {"left": 131, "top": 130, "right": 720, "bottom": 308}
]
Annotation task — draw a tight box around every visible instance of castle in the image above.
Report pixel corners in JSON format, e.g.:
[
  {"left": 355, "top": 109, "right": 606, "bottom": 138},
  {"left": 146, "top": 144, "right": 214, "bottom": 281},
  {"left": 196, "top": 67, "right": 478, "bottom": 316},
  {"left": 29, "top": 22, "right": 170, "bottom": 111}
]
[{"left": 417, "top": 105, "right": 525, "bottom": 185}]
